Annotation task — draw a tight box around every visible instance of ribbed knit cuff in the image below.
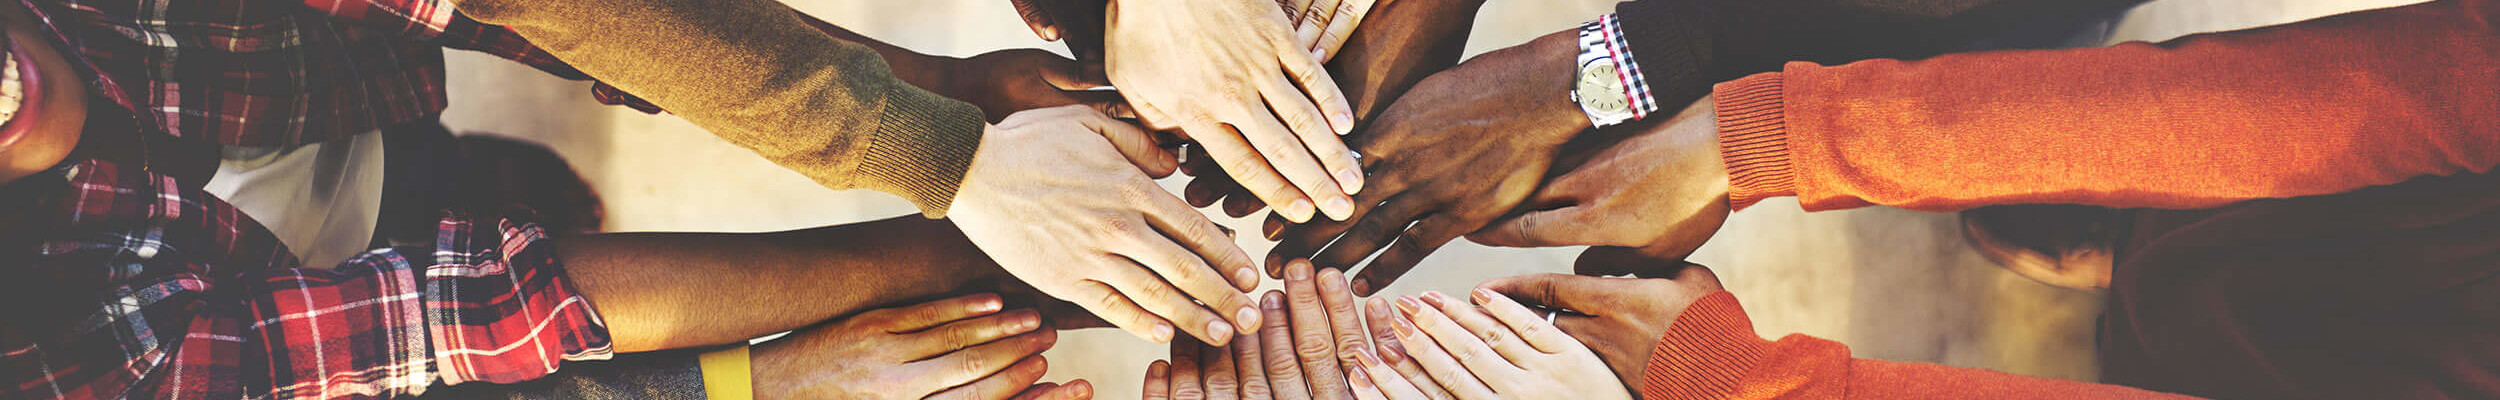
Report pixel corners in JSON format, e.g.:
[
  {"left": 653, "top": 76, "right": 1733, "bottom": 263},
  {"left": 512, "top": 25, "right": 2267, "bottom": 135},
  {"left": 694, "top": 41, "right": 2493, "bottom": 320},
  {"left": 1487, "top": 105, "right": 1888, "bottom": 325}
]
[
  {"left": 1714, "top": 73, "right": 1795, "bottom": 211},
  {"left": 1639, "top": 291, "right": 1771, "bottom": 400},
  {"left": 858, "top": 84, "right": 987, "bottom": 217}
]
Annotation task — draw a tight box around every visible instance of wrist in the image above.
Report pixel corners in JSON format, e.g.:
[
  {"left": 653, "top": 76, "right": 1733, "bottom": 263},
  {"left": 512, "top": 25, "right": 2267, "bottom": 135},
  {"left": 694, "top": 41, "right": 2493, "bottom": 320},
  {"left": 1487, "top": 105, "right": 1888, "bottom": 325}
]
[{"left": 1528, "top": 30, "right": 1592, "bottom": 138}]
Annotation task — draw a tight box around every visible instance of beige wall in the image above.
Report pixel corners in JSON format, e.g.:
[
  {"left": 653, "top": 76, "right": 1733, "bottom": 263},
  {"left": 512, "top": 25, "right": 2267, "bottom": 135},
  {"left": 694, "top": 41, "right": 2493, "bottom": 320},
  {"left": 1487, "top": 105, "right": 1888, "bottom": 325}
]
[{"left": 436, "top": 0, "right": 2425, "bottom": 398}]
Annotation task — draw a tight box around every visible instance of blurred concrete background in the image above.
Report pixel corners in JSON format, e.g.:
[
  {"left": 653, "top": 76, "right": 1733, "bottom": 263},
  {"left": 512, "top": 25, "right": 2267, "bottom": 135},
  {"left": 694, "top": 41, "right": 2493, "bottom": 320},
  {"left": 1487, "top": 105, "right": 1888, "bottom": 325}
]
[{"left": 435, "top": 0, "right": 2424, "bottom": 397}]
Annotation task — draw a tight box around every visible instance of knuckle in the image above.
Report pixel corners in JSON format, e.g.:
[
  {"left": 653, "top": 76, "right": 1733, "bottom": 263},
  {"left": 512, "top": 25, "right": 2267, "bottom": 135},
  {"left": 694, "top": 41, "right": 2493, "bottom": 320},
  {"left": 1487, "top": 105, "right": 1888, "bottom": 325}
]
[{"left": 1294, "top": 338, "right": 1336, "bottom": 360}]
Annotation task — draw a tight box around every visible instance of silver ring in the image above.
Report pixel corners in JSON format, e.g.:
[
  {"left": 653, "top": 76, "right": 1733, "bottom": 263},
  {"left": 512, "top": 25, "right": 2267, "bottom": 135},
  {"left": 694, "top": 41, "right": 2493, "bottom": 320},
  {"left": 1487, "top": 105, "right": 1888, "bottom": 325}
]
[{"left": 1543, "top": 310, "right": 1558, "bottom": 323}]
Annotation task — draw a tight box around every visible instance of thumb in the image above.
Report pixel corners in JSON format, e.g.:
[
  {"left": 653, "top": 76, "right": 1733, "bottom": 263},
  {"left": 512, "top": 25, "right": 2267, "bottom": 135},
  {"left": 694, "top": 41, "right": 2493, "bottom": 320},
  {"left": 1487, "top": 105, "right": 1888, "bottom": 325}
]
[
  {"left": 1011, "top": 0, "right": 1062, "bottom": 41},
  {"left": 1073, "top": 107, "right": 1180, "bottom": 177},
  {"left": 1475, "top": 273, "right": 1623, "bottom": 315},
  {"left": 1039, "top": 53, "right": 1114, "bottom": 91}
]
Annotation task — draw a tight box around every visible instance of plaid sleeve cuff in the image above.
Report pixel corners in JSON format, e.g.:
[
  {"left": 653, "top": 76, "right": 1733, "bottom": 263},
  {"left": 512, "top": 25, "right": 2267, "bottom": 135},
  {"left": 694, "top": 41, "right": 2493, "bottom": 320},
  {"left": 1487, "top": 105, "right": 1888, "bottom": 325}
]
[{"left": 426, "top": 212, "right": 615, "bottom": 386}]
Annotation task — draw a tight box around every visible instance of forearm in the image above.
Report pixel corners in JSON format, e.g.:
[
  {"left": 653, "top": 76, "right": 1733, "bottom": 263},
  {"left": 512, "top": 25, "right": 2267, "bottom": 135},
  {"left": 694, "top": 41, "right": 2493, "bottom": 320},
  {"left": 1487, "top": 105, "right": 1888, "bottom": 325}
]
[
  {"left": 1329, "top": 0, "right": 1486, "bottom": 121},
  {"left": 558, "top": 216, "right": 1000, "bottom": 352},
  {"left": 792, "top": 15, "right": 960, "bottom": 100},
  {"left": 449, "top": 0, "right": 986, "bottom": 215},
  {"left": 1716, "top": 0, "right": 2500, "bottom": 211}
]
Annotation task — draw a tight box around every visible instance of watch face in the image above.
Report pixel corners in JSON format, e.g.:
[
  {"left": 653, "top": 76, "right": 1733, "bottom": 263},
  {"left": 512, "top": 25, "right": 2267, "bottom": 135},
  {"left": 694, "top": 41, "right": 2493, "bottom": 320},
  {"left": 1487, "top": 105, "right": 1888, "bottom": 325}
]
[{"left": 1577, "top": 61, "right": 1629, "bottom": 114}]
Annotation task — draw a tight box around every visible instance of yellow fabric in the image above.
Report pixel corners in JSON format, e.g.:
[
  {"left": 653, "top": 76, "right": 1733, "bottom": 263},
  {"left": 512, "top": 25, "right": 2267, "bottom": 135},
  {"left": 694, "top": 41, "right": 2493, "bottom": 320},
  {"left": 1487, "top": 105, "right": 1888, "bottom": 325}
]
[
  {"left": 448, "top": 0, "right": 986, "bottom": 216},
  {"left": 698, "top": 345, "right": 755, "bottom": 400}
]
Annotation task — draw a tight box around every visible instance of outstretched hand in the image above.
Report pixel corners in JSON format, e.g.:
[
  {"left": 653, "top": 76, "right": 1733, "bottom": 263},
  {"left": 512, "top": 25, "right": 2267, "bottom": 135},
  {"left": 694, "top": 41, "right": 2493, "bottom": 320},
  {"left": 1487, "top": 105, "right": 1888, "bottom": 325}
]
[
  {"left": 1469, "top": 97, "right": 1729, "bottom": 261},
  {"left": 752, "top": 293, "right": 1089, "bottom": 400},
  {"left": 1104, "top": 0, "right": 1361, "bottom": 224},
  {"left": 950, "top": 106, "right": 1260, "bottom": 347},
  {"left": 1475, "top": 251, "right": 1725, "bottom": 382}
]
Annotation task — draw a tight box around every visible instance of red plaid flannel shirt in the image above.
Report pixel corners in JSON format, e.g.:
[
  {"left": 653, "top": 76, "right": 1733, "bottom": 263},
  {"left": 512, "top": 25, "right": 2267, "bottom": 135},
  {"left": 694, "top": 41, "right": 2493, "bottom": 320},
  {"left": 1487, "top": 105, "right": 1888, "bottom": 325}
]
[
  {"left": 2, "top": 0, "right": 645, "bottom": 398},
  {"left": 17, "top": 0, "right": 653, "bottom": 148}
]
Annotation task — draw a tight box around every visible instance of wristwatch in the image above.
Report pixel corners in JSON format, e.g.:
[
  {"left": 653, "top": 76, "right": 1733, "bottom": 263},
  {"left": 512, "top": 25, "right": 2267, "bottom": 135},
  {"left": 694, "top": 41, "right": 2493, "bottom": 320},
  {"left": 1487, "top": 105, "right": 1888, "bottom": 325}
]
[{"left": 1570, "top": 14, "right": 1655, "bottom": 129}]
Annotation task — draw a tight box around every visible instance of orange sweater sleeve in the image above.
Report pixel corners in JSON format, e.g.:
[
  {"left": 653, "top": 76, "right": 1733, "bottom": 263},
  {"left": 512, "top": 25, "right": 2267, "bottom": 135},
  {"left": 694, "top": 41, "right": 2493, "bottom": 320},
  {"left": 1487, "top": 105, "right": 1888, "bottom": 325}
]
[
  {"left": 1715, "top": 0, "right": 2500, "bottom": 211},
  {"left": 1639, "top": 291, "right": 2199, "bottom": 399}
]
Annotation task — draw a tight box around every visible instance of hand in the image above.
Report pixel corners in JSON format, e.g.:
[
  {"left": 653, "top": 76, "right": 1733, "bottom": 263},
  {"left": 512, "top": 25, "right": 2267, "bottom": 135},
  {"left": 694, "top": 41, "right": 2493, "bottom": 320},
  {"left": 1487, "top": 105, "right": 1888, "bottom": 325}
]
[
  {"left": 1475, "top": 254, "right": 1725, "bottom": 382},
  {"left": 752, "top": 293, "right": 1090, "bottom": 400},
  {"left": 950, "top": 106, "right": 1261, "bottom": 346},
  {"left": 1366, "top": 290, "right": 1633, "bottom": 400},
  {"left": 1277, "top": 0, "right": 1381, "bottom": 63},
  {"left": 1260, "top": 31, "right": 1586, "bottom": 294},
  {"left": 1182, "top": 0, "right": 1481, "bottom": 217},
  {"left": 1105, "top": 0, "right": 1361, "bottom": 223},
  {"left": 1143, "top": 260, "right": 1418, "bottom": 400},
  {"left": 1469, "top": 97, "right": 1730, "bottom": 261},
  {"left": 947, "top": 49, "right": 1128, "bottom": 123}
]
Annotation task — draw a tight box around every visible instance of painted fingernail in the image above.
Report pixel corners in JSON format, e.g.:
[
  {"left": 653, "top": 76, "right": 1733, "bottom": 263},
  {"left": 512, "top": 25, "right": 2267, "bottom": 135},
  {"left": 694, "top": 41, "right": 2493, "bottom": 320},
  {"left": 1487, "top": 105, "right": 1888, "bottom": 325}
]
[
  {"left": 1354, "top": 347, "right": 1383, "bottom": 368},
  {"left": 1473, "top": 288, "right": 1498, "bottom": 305},
  {"left": 1380, "top": 343, "right": 1408, "bottom": 364},
  {"left": 1152, "top": 323, "right": 1176, "bottom": 343},
  {"left": 1285, "top": 199, "right": 1316, "bottom": 223},
  {"left": 1419, "top": 292, "right": 1449, "bottom": 308},
  {"left": 1208, "top": 320, "right": 1235, "bottom": 343},
  {"left": 1286, "top": 260, "right": 1313, "bottom": 280},
  {"left": 1321, "top": 196, "right": 1354, "bottom": 220},
  {"left": 1347, "top": 361, "right": 1373, "bottom": 383},
  {"left": 1390, "top": 315, "right": 1418, "bottom": 338},
  {"left": 1351, "top": 277, "right": 1372, "bottom": 295},
  {"left": 1337, "top": 166, "right": 1364, "bottom": 195},
  {"left": 1393, "top": 296, "right": 1422, "bottom": 316}
]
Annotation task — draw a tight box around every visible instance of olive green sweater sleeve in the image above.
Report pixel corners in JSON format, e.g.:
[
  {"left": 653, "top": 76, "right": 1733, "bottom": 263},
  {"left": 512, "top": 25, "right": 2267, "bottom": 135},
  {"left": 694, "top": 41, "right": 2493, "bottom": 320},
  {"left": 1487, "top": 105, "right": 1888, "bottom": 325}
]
[{"left": 450, "top": 0, "right": 986, "bottom": 216}]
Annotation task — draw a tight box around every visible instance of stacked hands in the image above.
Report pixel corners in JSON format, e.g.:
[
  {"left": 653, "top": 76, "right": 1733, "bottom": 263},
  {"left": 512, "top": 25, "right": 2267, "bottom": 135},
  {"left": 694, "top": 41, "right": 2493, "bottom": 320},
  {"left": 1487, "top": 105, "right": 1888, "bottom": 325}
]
[{"left": 909, "top": 0, "right": 1739, "bottom": 398}]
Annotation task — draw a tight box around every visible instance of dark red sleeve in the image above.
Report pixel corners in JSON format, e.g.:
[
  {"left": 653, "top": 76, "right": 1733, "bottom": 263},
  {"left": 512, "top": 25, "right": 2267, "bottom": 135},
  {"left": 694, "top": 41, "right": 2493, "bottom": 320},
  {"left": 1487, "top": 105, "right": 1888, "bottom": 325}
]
[
  {"left": 1639, "top": 291, "right": 2198, "bottom": 399},
  {"left": 1713, "top": 0, "right": 2500, "bottom": 211}
]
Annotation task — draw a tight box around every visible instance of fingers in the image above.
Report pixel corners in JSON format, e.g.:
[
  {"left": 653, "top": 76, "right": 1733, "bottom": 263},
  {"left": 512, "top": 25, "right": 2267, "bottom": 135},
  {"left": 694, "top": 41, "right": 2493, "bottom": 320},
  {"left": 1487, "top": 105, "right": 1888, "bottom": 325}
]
[
  {"left": 1395, "top": 296, "right": 1522, "bottom": 381},
  {"left": 1273, "top": 34, "right": 1356, "bottom": 138},
  {"left": 925, "top": 355, "right": 1051, "bottom": 400},
  {"left": 1136, "top": 178, "right": 1265, "bottom": 295},
  {"left": 1468, "top": 288, "right": 1578, "bottom": 355},
  {"left": 1310, "top": 0, "right": 1375, "bottom": 62},
  {"left": 1068, "top": 279, "right": 1178, "bottom": 343},
  {"left": 1011, "top": 0, "right": 1059, "bottom": 41},
  {"left": 1382, "top": 305, "right": 1498, "bottom": 400},
  {"left": 1172, "top": 336, "right": 1207, "bottom": 400},
  {"left": 1352, "top": 349, "right": 1432, "bottom": 400},
  {"left": 1293, "top": 0, "right": 1346, "bottom": 51},
  {"left": 1351, "top": 214, "right": 1467, "bottom": 298},
  {"left": 905, "top": 308, "right": 1044, "bottom": 359},
  {"left": 1098, "top": 253, "right": 1239, "bottom": 346},
  {"left": 1232, "top": 98, "right": 1353, "bottom": 222},
  {"left": 1231, "top": 329, "right": 1276, "bottom": 400},
  {"left": 1280, "top": 0, "right": 1314, "bottom": 22},
  {"left": 1363, "top": 298, "right": 1452, "bottom": 400},
  {"left": 1007, "top": 381, "right": 1096, "bottom": 400},
  {"left": 874, "top": 293, "right": 1006, "bottom": 333},
  {"left": 1260, "top": 74, "right": 1366, "bottom": 198},
  {"left": 1194, "top": 122, "right": 1315, "bottom": 223},
  {"left": 1203, "top": 341, "right": 1242, "bottom": 400},
  {"left": 1468, "top": 207, "right": 1598, "bottom": 249},
  {"left": 1316, "top": 268, "right": 1374, "bottom": 371},
  {"left": 1078, "top": 108, "right": 1180, "bottom": 179},
  {"left": 1305, "top": 193, "right": 1423, "bottom": 294},
  {"left": 1258, "top": 292, "right": 1317, "bottom": 400},
  {"left": 1418, "top": 292, "right": 1539, "bottom": 367},
  {"left": 1475, "top": 274, "right": 1609, "bottom": 315},
  {"left": 1146, "top": 360, "right": 1174, "bottom": 400},
  {"left": 909, "top": 329, "right": 1059, "bottom": 393},
  {"left": 1282, "top": 261, "right": 1357, "bottom": 400}
]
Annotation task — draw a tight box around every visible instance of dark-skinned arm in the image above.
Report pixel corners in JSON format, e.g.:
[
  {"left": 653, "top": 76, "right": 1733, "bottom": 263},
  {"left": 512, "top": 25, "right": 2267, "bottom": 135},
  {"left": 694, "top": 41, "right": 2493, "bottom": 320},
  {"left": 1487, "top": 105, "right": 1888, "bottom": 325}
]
[{"left": 558, "top": 215, "right": 1002, "bottom": 352}]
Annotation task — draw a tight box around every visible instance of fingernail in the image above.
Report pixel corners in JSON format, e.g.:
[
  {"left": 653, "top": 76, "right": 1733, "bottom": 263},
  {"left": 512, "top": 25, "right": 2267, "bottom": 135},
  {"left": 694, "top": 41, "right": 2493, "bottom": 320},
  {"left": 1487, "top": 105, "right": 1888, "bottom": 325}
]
[
  {"left": 1208, "top": 320, "right": 1235, "bottom": 343},
  {"left": 1311, "top": 48, "right": 1328, "bottom": 62},
  {"left": 1237, "top": 307, "right": 1262, "bottom": 331},
  {"left": 1263, "top": 218, "right": 1287, "bottom": 240},
  {"left": 1420, "top": 292, "right": 1449, "bottom": 308},
  {"left": 1390, "top": 315, "right": 1418, "bottom": 338},
  {"left": 1011, "top": 311, "right": 1042, "bottom": 333},
  {"left": 1473, "top": 288, "right": 1498, "bottom": 304},
  {"left": 1234, "top": 268, "right": 1260, "bottom": 287},
  {"left": 1331, "top": 112, "right": 1355, "bottom": 134},
  {"left": 1152, "top": 323, "right": 1176, "bottom": 343},
  {"left": 1347, "top": 362, "right": 1372, "bottom": 382},
  {"left": 1379, "top": 344, "right": 1407, "bottom": 364},
  {"left": 1321, "top": 196, "right": 1354, "bottom": 221},
  {"left": 1337, "top": 167, "right": 1365, "bottom": 195},
  {"left": 1350, "top": 277, "right": 1373, "bottom": 295},
  {"left": 1086, "top": 86, "right": 1117, "bottom": 91},
  {"left": 1286, "top": 260, "right": 1313, "bottom": 280},
  {"left": 1285, "top": 199, "right": 1316, "bottom": 223},
  {"left": 976, "top": 296, "right": 1003, "bottom": 313},
  {"left": 1393, "top": 296, "right": 1422, "bottom": 316}
]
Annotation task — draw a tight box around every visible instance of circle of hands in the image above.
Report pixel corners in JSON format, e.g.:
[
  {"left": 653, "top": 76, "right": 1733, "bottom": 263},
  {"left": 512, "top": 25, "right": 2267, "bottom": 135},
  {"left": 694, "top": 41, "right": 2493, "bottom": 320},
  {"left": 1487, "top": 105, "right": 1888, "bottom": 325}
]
[{"left": 784, "top": 0, "right": 1746, "bottom": 398}]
